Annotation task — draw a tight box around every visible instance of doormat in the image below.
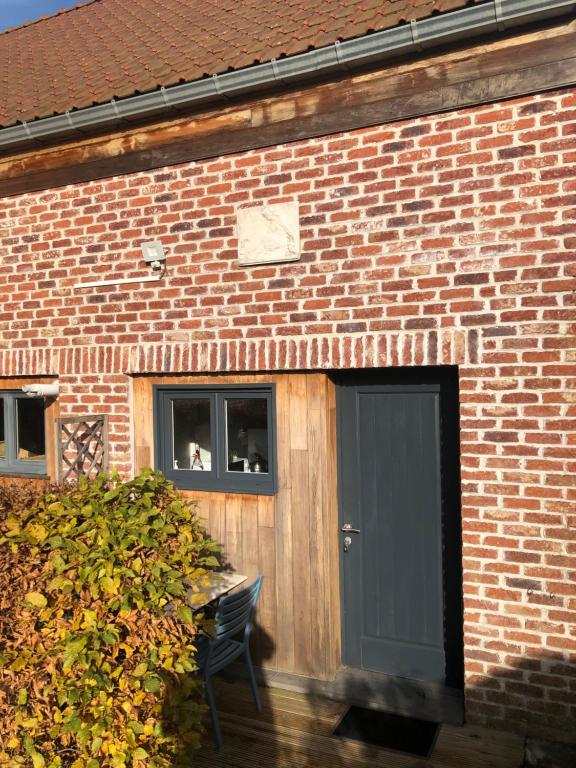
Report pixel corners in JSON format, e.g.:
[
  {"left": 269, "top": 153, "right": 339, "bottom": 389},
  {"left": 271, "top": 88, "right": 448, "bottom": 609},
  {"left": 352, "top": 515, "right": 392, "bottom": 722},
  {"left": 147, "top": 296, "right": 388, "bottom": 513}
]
[{"left": 333, "top": 706, "right": 439, "bottom": 757}]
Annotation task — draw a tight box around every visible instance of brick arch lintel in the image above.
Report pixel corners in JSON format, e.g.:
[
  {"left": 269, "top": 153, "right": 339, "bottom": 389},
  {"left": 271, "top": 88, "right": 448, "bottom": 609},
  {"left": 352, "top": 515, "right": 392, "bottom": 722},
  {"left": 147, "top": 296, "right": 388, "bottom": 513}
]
[{"left": 0, "top": 330, "right": 478, "bottom": 378}]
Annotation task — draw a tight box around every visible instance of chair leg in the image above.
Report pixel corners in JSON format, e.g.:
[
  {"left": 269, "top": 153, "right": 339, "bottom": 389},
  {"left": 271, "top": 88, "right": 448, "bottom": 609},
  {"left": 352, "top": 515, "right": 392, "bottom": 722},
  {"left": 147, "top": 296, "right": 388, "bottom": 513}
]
[
  {"left": 204, "top": 673, "right": 223, "bottom": 750},
  {"left": 245, "top": 646, "right": 262, "bottom": 713}
]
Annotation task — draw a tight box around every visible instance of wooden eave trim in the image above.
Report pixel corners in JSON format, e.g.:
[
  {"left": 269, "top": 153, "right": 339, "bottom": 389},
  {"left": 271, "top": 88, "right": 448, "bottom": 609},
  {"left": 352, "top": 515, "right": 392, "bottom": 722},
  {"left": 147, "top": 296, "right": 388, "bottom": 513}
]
[{"left": 1, "top": 19, "right": 575, "bottom": 198}]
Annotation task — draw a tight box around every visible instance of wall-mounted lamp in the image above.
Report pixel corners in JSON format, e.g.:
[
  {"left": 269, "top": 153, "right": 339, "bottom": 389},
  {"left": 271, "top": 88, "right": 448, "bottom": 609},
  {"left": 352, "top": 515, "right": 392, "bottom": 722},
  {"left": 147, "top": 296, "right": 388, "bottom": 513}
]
[
  {"left": 140, "top": 240, "right": 166, "bottom": 271},
  {"left": 75, "top": 240, "right": 168, "bottom": 289}
]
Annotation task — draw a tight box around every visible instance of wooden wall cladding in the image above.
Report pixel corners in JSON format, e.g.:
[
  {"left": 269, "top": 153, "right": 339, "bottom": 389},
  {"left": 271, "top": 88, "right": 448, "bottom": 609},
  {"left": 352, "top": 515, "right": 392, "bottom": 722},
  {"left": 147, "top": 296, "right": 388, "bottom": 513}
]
[{"left": 132, "top": 372, "right": 340, "bottom": 679}]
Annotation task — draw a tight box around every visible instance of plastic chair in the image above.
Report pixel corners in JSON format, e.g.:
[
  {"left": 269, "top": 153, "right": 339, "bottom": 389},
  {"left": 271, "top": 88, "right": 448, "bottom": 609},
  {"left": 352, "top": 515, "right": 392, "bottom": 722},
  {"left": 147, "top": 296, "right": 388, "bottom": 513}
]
[{"left": 196, "top": 575, "right": 263, "bottom": 749}]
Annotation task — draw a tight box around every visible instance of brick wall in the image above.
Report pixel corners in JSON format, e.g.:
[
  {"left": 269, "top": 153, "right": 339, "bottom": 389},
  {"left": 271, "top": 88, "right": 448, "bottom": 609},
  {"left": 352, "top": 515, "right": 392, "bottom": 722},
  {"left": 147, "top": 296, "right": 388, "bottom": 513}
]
[{"left": 1, "top": 88, "right": 575, "bottom": 739}]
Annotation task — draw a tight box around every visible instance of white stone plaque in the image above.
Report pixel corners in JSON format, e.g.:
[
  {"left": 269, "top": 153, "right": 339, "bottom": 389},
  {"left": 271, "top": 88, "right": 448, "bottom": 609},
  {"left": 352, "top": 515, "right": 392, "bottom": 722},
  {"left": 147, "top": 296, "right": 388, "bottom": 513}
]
[{"left": 237, "top": 201, "right": 300, "bottom": 266}]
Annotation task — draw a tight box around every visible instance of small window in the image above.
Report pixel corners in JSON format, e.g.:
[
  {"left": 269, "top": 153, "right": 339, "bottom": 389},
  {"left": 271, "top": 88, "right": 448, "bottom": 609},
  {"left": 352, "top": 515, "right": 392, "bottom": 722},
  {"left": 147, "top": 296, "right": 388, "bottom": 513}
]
[
  {"left": 155, "top": 385, "right": 276, "bottom": 494},
  {"left": 0, "top": 392, "right": 47, "bottom": 475}
]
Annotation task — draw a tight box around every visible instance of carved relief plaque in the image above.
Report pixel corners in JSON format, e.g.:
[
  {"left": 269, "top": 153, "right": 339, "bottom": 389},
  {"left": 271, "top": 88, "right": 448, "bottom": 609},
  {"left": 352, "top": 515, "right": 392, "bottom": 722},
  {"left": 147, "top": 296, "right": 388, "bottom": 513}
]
[{"left": 237, "top": 201, "right": 300, "bottom": 266}]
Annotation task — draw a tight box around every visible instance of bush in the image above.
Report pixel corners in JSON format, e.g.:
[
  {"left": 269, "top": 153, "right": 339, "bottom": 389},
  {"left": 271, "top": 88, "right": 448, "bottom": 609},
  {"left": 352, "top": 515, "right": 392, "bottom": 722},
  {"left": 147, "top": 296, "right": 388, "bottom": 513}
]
[{"left": 0, "top": 470, "right": 221, "bottom": 767}]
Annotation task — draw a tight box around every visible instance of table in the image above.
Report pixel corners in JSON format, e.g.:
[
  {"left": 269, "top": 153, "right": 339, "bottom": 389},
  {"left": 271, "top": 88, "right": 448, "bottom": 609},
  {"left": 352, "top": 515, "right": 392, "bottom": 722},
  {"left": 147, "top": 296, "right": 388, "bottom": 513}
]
[{"left": 187, "top": 572, "right": 247, "bottom": 611}]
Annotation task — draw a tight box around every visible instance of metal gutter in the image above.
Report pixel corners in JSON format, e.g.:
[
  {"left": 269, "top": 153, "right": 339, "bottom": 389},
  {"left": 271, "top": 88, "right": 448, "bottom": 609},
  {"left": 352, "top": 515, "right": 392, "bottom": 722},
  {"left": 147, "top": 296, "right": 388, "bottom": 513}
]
[{"left": 0, "top": 0, "right": 574, "bottom": 150}]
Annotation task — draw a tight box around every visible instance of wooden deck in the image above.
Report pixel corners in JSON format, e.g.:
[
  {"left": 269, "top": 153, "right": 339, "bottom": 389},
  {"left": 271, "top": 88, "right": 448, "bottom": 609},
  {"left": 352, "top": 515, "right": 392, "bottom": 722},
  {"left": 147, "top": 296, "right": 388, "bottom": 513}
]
[{"left": 192, "top": 679, "right": 525, "bottom": 768}]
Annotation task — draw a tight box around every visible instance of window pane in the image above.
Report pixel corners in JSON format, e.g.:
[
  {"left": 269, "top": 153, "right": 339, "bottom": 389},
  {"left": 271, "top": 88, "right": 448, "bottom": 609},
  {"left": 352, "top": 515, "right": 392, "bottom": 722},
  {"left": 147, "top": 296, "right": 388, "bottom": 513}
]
[
  {"left": 16, "top": 398, "right": 46, "bottom": 461},
  {"left": 226, "top": 398, "right": 269, "bottom": 473},
  {"left": 172, "top": 399, "right": 212, "bottom": 471},
  {"left": 0, "top": 402, "right": 5, "bottom": 459}
]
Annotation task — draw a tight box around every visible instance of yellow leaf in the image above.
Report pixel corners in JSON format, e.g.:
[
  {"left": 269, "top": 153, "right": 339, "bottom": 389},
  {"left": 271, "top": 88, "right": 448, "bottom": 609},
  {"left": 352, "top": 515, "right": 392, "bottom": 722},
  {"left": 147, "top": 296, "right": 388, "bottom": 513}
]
[
  {"left": 100, "top": 577, "right": 117, "bottom": 595},
  {"left": 31, "top": 752, "right": 45, "bottom": 768},
  {"left": 27, "top": 523, "right": 48, "bottom": 542},
  {"left": 81, "top": 610, "right": 97, "bottom": 628},
  {"left": 25, "top": 592, "right": 47, "bottom": 609}
]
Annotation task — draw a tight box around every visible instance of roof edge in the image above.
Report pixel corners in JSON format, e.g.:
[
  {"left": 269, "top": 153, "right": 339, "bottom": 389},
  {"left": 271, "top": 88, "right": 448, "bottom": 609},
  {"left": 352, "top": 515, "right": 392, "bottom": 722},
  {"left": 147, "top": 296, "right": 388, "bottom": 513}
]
[
  {"left": 0, "top": 0, "right": 100, "bottom": 36},
  {"left": 1, "top": 0, "right": 575, "bottom": 151}
]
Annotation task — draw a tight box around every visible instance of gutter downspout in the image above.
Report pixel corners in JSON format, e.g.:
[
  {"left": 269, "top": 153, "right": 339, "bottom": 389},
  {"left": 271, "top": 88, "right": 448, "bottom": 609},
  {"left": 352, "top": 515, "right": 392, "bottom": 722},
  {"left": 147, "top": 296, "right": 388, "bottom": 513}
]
[{"left": 0, "top": 0, "right": 574, "bottom": 151}]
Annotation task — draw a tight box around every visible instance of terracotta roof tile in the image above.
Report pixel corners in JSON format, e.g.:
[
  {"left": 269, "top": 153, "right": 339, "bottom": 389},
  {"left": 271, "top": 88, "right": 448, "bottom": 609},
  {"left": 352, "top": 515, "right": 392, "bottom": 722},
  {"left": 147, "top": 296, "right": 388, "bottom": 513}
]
[{"left": 0, "top": 0, "right": 487, "bottom": 128}]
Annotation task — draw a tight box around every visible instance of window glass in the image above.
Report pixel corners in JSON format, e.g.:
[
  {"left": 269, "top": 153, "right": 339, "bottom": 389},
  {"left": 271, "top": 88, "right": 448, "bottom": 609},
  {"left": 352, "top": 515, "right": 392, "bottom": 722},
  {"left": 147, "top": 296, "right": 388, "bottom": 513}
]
[
  {"left": 225, "top": 398, "right": 269, "bottom": 474},
  {"left": 172, "top": 399, "right": 212, "bottom": 471},
  {"left": 155, "top": 386, "right": 275, "bottom": 494},
  {"left": 16, "top": 398, "right": 46, "bottom": 461},
  {"left": 0, "top": 403, "right": 5, "bottom": 459}
]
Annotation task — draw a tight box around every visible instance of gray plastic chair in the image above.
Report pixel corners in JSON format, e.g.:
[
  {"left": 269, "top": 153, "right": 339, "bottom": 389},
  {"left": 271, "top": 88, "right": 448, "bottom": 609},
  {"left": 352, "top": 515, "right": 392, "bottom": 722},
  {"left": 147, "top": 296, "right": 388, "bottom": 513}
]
[{"left": 196, "top": 575, "right": 263, "bottom": 750}]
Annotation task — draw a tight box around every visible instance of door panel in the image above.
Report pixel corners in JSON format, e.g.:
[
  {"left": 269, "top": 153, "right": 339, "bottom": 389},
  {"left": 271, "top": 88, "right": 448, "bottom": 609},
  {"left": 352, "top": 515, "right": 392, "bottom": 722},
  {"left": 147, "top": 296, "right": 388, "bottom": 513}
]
[{"left": 339, "top": 381, "right": 449, "bottom": 684}]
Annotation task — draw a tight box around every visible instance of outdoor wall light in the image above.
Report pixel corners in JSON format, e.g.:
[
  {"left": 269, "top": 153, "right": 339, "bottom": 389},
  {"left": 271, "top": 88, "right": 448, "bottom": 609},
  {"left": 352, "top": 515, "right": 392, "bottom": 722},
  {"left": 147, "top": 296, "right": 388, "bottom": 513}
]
[
  {"left": 75, "top": 239, "right": 168, "bottom": 289},
  {"left": 140, "top": 240, "right": 166, "bottom": 271}
]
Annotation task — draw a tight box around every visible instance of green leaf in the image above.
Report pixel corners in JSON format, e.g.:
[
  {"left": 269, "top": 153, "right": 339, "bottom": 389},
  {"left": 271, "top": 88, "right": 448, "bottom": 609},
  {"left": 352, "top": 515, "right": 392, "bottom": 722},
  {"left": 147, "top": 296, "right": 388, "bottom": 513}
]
[
  {"left": 132, "top": 748, "right": 148, "bottom": 762},
  {"left": 143, "top": 676, "right": 162, "bottom": 694},
  {"left": 177, "top": 605, "right": 194, "bottom": 625},
  {"left": 133, "top": 662, "right": 148, "bottom": 677},
  {"left": 24, "top": 592, "right": 47, "bottom": 608}
]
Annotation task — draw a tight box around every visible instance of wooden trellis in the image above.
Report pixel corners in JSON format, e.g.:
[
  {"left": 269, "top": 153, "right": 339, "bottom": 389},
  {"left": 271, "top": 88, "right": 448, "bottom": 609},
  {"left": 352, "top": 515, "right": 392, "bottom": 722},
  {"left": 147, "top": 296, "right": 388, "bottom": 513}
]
[{"left": 56, "top": 415, "right": 109, "bottom": 483}]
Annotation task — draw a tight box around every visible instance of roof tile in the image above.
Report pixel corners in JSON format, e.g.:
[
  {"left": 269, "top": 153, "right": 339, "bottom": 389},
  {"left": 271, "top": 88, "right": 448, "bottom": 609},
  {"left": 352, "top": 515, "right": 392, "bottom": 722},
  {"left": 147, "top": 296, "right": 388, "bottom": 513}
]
[{"left": 0, "top": 0, "right": 487, "bottom": 128}]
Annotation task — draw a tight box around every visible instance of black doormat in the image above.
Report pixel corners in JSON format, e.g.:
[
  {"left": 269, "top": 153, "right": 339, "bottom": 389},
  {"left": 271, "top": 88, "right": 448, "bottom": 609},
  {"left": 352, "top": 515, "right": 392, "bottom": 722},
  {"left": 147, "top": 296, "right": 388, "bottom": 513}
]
[{"left": 333, "top": 706, "right": 439, "bottom": 757}]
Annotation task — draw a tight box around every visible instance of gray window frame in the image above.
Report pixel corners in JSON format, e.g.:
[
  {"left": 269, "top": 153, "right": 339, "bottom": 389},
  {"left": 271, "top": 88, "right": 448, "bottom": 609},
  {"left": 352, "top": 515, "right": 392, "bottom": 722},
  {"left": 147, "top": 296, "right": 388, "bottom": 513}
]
[
  {"left": 154, "top": 384, "right": 277, "bottom": 495},
  {"left": 0, "top": 391, "right": 48, "bottom": 476}
]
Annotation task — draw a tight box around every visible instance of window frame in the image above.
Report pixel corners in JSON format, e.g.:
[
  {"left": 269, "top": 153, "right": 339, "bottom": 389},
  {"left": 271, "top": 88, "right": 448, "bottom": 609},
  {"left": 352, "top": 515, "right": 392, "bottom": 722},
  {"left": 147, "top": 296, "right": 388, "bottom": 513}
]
[
  {"left": 154, "top": 384, "right": 277, "bottom": 495},
  {"left": 0, "top": 391, "right": 48, "bottom": 476}
]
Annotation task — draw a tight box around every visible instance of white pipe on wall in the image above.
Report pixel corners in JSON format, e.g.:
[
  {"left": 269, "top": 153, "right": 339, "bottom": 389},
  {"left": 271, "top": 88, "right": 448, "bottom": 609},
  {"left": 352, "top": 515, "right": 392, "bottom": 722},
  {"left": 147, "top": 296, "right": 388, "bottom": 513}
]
[{"left": 22, "top": 383, "right": 59, "bottom": 398}]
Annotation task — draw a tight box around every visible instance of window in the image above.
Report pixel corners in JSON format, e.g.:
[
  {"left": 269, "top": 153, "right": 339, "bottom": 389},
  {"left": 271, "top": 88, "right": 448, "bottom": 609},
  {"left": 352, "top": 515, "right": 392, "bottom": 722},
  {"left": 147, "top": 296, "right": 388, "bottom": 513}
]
[
  {"left": 154, "top": 385, "right": 276, "bottom": 494},
  {"left": 0, "top": 392, "right": 47, "bottom": 475}
]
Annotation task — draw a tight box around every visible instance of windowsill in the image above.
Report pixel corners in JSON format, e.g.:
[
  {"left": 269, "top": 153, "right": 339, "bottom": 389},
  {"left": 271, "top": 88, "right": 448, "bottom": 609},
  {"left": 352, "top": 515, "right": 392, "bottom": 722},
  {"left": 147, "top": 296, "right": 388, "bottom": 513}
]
[{"left": 0, "top": 471, "right": 49, "bottom": 480}]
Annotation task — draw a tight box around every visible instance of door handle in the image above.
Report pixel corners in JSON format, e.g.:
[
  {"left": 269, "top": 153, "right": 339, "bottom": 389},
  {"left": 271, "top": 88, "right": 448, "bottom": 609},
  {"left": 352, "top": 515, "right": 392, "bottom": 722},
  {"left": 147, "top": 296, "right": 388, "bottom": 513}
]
[{"left": 341, "top": 522, "right": 361, "bottom": 533}]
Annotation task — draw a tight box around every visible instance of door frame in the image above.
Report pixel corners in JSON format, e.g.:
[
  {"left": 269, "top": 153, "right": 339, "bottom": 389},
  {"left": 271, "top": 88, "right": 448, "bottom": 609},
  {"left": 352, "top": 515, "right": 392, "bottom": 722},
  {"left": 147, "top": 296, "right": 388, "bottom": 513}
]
[{"left": 333, "top": 367, "right": 464, "bottom": 692}]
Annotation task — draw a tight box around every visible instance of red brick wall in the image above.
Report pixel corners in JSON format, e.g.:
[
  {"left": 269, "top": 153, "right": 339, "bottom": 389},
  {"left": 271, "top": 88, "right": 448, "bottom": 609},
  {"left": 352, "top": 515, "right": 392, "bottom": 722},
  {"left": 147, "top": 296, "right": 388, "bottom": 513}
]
[{"left": 1, "top": 88, "right": 575, "bottom": 739}]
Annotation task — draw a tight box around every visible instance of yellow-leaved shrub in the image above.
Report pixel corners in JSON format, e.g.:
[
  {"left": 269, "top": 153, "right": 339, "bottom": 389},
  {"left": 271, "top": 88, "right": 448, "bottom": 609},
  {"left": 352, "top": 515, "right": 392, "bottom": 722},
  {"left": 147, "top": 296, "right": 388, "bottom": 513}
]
[{"left": 0, "top": 470, "right": 222, "bottom": 767}]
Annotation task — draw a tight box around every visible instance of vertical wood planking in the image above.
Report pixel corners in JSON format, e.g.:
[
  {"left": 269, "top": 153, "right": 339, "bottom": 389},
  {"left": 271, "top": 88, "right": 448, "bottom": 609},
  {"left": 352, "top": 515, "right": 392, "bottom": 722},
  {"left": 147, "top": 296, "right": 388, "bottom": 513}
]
[
  {"left": 325, "top": 377, "right": 341, "bottom": 674},
  {"left": 132, "top": 376, "right": 153, "bottom": 472},
  {"left": 290, "top": 447, "right": 313, "bottom": 675},
  {"left": 241, "top": 495, "right": 259, "bottom": 582},
  {"left": 224, "top": 494, "right": 243, "bottom": 574},
  {"left": 307, "top": 375, "right": 330, "bottom": 677},
  {"left": 275, "top": 375, "right": 292, "bottom": 491},
  {"left": 273, "top": 486, "right": 296, "bottom": 672},
  {"left": 131, "top": 371, "right": 340, "bottom": 679}
]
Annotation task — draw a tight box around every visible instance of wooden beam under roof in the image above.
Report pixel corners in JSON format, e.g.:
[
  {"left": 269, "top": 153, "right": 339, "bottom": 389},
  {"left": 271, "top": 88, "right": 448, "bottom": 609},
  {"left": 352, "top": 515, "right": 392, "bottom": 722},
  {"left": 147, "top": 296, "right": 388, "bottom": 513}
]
[{"left": 1, "top": 18, "right": 575, "bottom": 197}]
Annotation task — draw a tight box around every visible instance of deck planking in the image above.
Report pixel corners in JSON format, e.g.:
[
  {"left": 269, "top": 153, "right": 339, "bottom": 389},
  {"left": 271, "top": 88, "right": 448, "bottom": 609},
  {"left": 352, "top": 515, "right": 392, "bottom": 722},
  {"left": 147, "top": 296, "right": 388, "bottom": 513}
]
[{"left": 192, "top": 680, "right": 524, "bottom": 768}]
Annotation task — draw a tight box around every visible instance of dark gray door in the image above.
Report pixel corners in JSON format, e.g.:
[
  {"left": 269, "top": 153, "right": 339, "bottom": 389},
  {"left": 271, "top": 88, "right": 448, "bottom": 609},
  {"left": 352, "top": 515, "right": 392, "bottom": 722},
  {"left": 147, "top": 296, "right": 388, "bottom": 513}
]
[{"left": 338, "top": 381, "right": 448, "bottom": 683}]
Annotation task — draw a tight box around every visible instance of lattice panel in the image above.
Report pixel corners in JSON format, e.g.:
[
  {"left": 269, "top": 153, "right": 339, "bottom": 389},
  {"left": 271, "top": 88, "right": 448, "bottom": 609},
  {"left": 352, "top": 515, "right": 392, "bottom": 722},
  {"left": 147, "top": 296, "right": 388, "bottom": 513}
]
[{"left": 56, "top": 415, "right": 109, "bottom": 483}]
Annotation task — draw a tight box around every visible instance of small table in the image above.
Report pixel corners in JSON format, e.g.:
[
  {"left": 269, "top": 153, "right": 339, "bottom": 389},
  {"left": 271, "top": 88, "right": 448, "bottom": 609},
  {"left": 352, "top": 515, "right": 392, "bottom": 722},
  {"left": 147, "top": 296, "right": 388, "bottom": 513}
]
[{"left": 187, "top": 572, "right": 247, "bottom": 611}]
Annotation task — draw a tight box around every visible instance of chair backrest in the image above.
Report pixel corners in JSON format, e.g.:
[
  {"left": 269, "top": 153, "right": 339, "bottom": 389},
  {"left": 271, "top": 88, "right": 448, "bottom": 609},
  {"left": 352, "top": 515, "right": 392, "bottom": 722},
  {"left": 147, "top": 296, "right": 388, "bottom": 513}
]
[{"left": 214, "top": 575, "right": 263, "bottom": 642}]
